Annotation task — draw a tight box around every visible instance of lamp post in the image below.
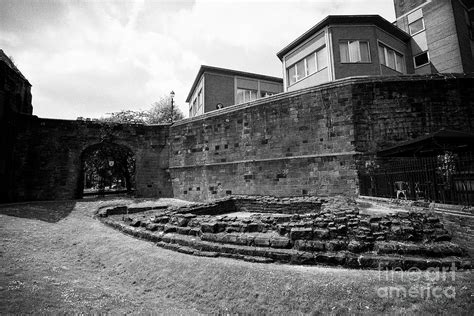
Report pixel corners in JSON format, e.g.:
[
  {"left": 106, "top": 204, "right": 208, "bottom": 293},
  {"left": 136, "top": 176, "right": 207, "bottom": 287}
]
[{"left": 170, "top": 90, "right": 175, "bottom": 123}]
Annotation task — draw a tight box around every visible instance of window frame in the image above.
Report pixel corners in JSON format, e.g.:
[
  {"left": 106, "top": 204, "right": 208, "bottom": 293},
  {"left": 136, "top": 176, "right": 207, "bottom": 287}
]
[
  {"left": 407, "top": 9, "right": 425, "bottom": 36},
  {"left": 408, "top": 17, "right": 425, "bottom": 36},
  {"left": 413, "top": 51, "right": 430, "bottom": 68},
  {"left": 378, "top": 41, "right": 406, "bottom": 74},
  {"left": 197, "top": 89, "right": 203, "bottom": 113},
  {"left": 286, "top": 45, "right": 328, "bottom": 87},
  {"left": 339, "top": 40, "right": 371, "bottom": 64},
  {"left": 236, "top": 88, "right": 258, "bottom": 104}
]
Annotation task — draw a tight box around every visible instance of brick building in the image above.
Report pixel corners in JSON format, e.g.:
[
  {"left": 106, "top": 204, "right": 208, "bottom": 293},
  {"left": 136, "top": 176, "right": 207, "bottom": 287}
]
[
  {"left": 186, "top": 65, "right": 283, "bottom": 118},
  {"left": 277, "top": 0, "right": 473, "bottom": 92},
  {"left": 277, "top": 15, "right": 412, "bottom": 92}
]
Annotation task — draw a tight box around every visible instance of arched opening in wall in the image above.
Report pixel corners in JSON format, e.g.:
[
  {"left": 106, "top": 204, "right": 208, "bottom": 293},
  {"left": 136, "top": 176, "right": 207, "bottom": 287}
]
[{"left": 80, "top": 142, "right": 135, "bottom": 198}]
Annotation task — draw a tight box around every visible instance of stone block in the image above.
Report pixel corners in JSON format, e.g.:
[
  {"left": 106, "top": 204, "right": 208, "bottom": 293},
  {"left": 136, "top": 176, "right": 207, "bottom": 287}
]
[
  {"left": 270, "top": 236, "right": 291, "bottom": 248},
  {"left": 200, "top": 233, "right": 217, "bottom": 242},
  {"left": 176, "top": 227, "right": 191, "bottom": 235},
  {"left": 176, "top": 217, "right": 190, "bottom": 227},
  {"left": 188, "top": 227, "right": 201, "bottom": 236},
  {"left": 325, "top": 240, "right": 347, "bottom": 251},
  {"left": 163, "top": 224, "right": 177, "bottom": 233},
  {"left": 222, "top": 233, "right": 239, "bottom": 244},
  {"left": 130, "top": 219, "right": 141, "bottom": 227},
  {"left": 305, "top": 240, "right": 326, "bottom": 252},
  {"left": 146, "top": 223, "right": 159, "bottom": 231},
  {"left": 289, "top": 228, "right": 313, "bottom": 240},
  {"left": 200, "top": 222, "right": 218, "bottom": 233},
  {"left": 254, "top": 236, "right": 271, "bottom": 247},
  {"left": 347, "top": 240, "right": 365, "bottom": 253},
  {"left": 312, "top": 228, "right": 329, "bottom": 239}
]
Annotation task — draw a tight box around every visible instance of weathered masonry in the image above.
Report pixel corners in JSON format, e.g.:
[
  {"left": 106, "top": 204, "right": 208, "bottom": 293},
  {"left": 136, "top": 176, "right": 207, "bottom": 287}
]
[
  {"left": 169, "top": 74, "right": 473, "bottom": 201},
  {"left": 1, "top": 74, "right": 473, "bottom": 203},
  {"left": 6, "top": 116, "right": 172, "bottom": 201}
]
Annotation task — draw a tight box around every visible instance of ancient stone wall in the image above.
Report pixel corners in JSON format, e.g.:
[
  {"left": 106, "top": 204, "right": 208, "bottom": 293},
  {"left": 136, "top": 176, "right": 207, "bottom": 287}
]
[
  {"left": 7, "top": 116, "right": 172, "bottom": 201},
  {"left": 98, "top": 196, "right": 471, "bottom": 269},
  {"left": 436, "top": 210, "right": 474, "bottom": 258},
  {"left": 170, "top": 80, "right": 358, "bottom": 201},
  {"left": 169, "top": 74, "right": 473, "bottom": 202},
  {"left": 352, "top": 74, "right": 474, "bottom": 153},
  {"left": 3, "top": 74, "right": 473, "bottom": 203}
]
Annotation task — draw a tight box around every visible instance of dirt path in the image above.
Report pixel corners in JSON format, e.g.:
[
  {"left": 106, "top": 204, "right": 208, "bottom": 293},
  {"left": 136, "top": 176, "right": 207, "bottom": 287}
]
[{"left": 1, "top": 200, "right": 473, "bottom": 314}]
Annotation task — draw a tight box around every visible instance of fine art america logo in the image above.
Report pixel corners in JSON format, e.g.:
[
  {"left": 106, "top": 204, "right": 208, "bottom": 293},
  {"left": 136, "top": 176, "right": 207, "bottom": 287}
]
[{"left": 376, "top": 263, "right": 458, "bottom": 299}]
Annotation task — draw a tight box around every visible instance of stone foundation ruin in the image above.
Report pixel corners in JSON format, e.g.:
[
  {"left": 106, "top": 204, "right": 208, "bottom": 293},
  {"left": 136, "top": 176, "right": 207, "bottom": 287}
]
[{"left": 97, "top": 196, "right": 471, "bottom": 269}]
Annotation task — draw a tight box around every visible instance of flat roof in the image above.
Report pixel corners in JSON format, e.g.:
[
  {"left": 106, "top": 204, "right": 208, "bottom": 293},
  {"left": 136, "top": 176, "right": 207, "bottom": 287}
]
[
  {"left": 276, "top": 15, "right": 411, "bottom": 60},
  {"left": 186, "top": 65, "right": 283, "bottom": 102}
]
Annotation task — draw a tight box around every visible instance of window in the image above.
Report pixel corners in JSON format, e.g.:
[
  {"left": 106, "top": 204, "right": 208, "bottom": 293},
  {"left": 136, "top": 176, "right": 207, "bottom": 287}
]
[
  {"left": 197, "top": 89, "right": 203, "bottom": 112},
  {"left": 260, "top": 91, "right": 276, "bottom": 98},
  {"left": 408, "top": 9, "right": 424, "bottom": 35},
  {"left": 414, "top": 51, "right": 429, "bottom": 68},
  {"left": 378, "top": 43, "right": 405, "bottom": 73},
  {"left": 192, "top": 99, "right": 197, "bottom": 116},
  {"left": 339, "top": 40, "right": 371, "bottom": 63},
  {"left": 465, "top": 10, "right": 474, "bottom": 40},
  {"left": 237, "top": 88, "right": 258, "bottom": 104},
  {"left": 286, "top": 45, "right": 327, "bottom": 86}
]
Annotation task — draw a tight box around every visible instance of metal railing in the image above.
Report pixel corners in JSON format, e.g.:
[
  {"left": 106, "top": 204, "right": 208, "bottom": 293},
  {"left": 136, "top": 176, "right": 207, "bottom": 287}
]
[{"left": 359, "top": 152, "right": 474, "bottom": 206}]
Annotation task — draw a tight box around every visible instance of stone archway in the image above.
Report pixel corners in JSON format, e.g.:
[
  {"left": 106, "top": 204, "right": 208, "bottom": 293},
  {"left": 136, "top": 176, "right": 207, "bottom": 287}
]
[{"left": 80, "top": 142, "right": 136, "bottom": 198}]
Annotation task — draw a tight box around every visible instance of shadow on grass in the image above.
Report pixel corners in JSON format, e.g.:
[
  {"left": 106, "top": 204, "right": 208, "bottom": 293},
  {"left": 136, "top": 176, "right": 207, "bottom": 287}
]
[{"left": 0, "top": 201, "right": 77, "bottom": 223}]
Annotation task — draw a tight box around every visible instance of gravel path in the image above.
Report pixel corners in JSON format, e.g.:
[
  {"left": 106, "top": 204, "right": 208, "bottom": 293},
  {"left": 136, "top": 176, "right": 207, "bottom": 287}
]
[{"left": 1, "top": 199, "right": 472, "bottom": 314}]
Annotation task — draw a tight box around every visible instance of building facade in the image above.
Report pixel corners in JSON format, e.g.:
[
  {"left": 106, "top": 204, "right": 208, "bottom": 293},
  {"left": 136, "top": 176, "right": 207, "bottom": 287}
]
[
  {"left": 277, "top": 15, "right": 413, "bottom": 92},
  {"left": 393, "top": 0, "right": 474, "bottom": 74},
  {"left": 278, "top": 0, "right": 473, "bottom": 92},
  {"left": 186, "top": 65, "right": 283, "bottom": 118}
]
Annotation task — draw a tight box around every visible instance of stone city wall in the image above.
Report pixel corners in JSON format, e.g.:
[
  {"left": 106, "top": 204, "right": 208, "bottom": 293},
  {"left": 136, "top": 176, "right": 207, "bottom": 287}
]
[
  {"left": 169, "top": 74, "right": 474, "bottom": 202},
  {"left": 8, "top": 116, "right": 172, "bottom": 201}
]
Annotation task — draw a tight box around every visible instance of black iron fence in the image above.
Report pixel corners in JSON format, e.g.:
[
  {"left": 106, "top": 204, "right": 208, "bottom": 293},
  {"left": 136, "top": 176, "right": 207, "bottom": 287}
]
[{"left": 359, "top": 152, "right": 474, "bottom": 206}]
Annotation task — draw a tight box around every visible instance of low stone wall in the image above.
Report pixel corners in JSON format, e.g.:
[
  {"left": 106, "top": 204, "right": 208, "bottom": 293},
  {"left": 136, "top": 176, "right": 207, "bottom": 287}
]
[
  {"left": 435, "top": 210, "right": 474, "bottom": 258},
  {"left": 98, "top": 196, "right": 471, "bottom": 269}
]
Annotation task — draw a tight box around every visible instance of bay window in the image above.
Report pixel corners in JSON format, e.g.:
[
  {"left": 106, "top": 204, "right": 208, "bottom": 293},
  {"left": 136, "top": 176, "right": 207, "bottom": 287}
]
[{"left": 286, "top": 45, "right": 328, "bottom": 86}]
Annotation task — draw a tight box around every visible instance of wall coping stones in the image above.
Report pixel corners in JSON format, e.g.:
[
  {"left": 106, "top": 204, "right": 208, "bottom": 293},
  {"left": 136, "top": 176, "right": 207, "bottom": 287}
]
[{"left": 171, "top": 73, "right": 473, "bottom": 127}]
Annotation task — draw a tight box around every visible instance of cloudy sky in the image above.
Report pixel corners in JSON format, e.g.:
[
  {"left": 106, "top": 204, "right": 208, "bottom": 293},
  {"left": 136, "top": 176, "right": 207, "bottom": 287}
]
[{"left": 1, "top": 0, "right": 395, "bottom": 119}]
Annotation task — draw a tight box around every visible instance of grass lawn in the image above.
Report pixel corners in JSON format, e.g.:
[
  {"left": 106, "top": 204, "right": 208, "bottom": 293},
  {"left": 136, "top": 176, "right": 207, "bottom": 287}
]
[{"left": 0, "top": 199, "right": 472, "bottom": 314}]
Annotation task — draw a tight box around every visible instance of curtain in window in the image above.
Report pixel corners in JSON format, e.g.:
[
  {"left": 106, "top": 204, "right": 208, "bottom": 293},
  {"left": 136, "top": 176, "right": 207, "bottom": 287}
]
[
  {"left": 395, "top": 53, "right": 404, "bottom": 72},
  {"left": 387, "top": 50, "right": 396, "bottom": 69},
  {"left": 359, "top": 41, "right": 370, "bottom": 62},
  {"left": 348, "top": 41, "right": 360, "bottom": 62},
  {"left": 237, "top": 89, "right": 245, "bottom": 104},
  {"left": 288, "top": 66, "right": 296, "bottom": 85},
  {"left": 378, "top": 45, "right": 386, "bottom": 65},
  {"left": 339, "top": 42, "right": 349, "bottom": 62},
  {"left": 296, "top": 60, "right": 305, "bottom": 81}
]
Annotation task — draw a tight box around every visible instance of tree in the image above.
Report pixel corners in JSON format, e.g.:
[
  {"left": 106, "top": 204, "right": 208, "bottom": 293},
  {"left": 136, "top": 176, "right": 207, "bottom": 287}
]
[
  {"left": 100, "top": 109, "right": 149, "bottom": 124},
  {"left": 148, "top": 96, "right": 184, "bottom": 124},
  {"left": 101, "top": 95, "right": 184, "bottom": 124}
]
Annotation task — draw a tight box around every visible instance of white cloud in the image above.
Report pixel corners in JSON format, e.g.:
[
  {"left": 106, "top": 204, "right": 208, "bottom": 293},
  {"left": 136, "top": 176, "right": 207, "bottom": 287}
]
[{"left": 2, "top": 0, "right": 395, "bottom": 120}]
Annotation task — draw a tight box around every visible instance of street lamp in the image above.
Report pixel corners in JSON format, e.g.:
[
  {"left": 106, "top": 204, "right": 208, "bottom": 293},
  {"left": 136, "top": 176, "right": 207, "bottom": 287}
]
[{"left": 170, "top": 90, "right": 175, "bottom": 123}]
